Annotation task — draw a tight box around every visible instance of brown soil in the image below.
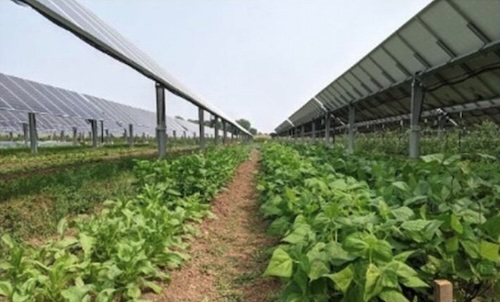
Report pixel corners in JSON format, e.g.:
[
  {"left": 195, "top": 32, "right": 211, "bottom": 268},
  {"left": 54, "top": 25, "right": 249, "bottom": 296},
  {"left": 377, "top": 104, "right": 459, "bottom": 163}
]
[{"left": 145, "top": 150, "right": 280, "bottom": 302}]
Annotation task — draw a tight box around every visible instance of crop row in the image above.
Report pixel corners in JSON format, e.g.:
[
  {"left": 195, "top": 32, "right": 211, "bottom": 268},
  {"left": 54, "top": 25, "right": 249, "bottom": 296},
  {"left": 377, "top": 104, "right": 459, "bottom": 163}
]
[
  {"left": 0, "top": 146, "right": 248, "bottom": 301},
  {"left": 258, "top": 143, "right": 499, "bottom": 302}
]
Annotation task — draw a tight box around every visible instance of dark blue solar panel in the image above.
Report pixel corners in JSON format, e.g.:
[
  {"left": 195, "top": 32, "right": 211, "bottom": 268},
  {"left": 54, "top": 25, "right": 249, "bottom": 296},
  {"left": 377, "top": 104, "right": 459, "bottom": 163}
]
[
  {"left": 0, "top": 74, "right": 51, "bottom": 113},
  {"left": 16, "top": 78, "right": 66, "bottom": 116}
]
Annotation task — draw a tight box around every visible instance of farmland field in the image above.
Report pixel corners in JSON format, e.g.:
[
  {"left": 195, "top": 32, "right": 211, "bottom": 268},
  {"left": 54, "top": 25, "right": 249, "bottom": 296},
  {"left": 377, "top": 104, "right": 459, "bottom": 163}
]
[
  {"left": 1, "top": 145, "right": 278, "bottom": 301},
  {"left": 258, "top": 142, "right": 500, "bottom": 302}
]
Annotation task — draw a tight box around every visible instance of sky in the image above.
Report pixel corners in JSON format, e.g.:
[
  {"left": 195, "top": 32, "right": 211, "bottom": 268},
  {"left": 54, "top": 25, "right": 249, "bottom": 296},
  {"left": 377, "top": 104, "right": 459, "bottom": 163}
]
[{"left": 0, "top": 0, "right": 432, "bottom": 133}]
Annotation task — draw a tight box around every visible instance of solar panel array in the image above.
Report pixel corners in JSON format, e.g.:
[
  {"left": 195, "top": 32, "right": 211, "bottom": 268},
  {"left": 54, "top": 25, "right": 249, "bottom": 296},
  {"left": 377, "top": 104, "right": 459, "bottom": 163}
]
[
  {"left": 275, "top": 0, "right": 500, "bottom": 135},
  {"left": 15, "top": 0, "right": 250, "bottom": 136},
  {"left": 0, "top": 72, "right": 220, "bottom": 138}
]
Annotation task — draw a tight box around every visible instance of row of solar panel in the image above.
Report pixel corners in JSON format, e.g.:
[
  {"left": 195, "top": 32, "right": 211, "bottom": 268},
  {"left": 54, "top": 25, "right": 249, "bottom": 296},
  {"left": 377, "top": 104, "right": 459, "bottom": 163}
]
[
  {"left": 17, "top": 0, "right": 250, "bottom": 135},
  {"left": 0, "top": 72, "right": 224, "bottom": 138},
  {"left": 275, "top": 0, "right": 500, "bottom": 134}
]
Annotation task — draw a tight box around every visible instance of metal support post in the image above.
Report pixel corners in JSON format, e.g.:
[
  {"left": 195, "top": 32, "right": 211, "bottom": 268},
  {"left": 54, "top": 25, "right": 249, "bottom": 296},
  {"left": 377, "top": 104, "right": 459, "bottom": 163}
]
[
  {"left": 214, "top": 116, "right": 219, "bottom": 145},
  {"left": 312, "top": 120, "right": 317, "bottom": 142},
  {"left": 22, "top": 123, "right": 29, "bottom": 145},
  {"left": 437, "top": 112, "right": 446, "bottom": 141},
  {"left": 105, "top": 129, "right": 110, "bottom": 144},
  {"left": 409, "top": 77, "right": 424, "bottom": 158},
  {"left": 156, "top": 83, "right": 167, "bottom": 158},
  {"left": 198, "top": 108, "right": 205, "bottom": 149},
  {"left": 90, "top": 119, "right": 98, "bottom": 148},
  {"left": 301, "top": 124, "right": 305, "bottom": 141},
  {"left": 325, "top": 113, "right": 332, "bottom": 145},
  {"left": 348, "top": 104, "right": 355, "bottom": 154},
  {"left": 222, "top": 120, "right": 227, "bottom": 144},
  {"left": 28, "top": 112, "right": 38, "bottom": 153},
  {"left": 128, "top": 124, "right": 134, "bottom": 147},
  {"left": 100, "top": 120, "right": 104, "bottom": 144}
]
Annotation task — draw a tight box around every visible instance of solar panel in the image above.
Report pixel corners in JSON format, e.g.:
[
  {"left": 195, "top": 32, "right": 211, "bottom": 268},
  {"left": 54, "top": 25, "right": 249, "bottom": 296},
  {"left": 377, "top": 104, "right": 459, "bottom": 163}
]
[
  {"left": 15, "top": 0, "right": 250, "bottom": 135},
  {"left": 276, "top": 0, "right": 500, "bottom": 134},
  {"left": 0, "top": 73, "right": 205, "bottom": 139}
]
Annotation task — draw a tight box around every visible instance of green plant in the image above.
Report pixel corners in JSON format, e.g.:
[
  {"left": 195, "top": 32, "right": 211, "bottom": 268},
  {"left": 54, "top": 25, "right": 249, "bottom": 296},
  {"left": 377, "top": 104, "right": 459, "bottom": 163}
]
[
  {"left": 258, "top": 143, "right": 500, "bottom": 302},
  {"left": 0, "top": 146, "right": 249, "bottom": 301}
]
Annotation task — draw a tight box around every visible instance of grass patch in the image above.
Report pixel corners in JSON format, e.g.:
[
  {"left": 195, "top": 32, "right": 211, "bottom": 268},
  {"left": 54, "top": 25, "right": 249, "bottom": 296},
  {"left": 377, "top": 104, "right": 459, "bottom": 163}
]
[{"left": 0, "top": 171, "right": 136, "bottom": 241}]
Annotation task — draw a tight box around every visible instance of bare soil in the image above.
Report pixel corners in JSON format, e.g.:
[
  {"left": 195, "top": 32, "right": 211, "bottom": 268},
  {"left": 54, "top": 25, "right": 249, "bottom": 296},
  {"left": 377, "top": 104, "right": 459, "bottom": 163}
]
[{"left": 146, "top": 150, "right": 280, "bottom": 302}]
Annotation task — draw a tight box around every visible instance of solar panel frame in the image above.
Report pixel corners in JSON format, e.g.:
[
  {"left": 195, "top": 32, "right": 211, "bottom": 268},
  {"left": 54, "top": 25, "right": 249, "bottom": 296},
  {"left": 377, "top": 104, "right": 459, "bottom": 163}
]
[{"left": 15, "top": 0, "right": 251, "bottom": 136}]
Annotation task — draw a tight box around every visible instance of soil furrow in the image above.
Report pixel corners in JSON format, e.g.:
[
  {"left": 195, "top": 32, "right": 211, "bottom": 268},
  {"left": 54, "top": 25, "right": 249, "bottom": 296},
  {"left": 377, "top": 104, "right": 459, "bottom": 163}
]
[{"left": 148, "top": 149, "right": 280, "bottom": 302}]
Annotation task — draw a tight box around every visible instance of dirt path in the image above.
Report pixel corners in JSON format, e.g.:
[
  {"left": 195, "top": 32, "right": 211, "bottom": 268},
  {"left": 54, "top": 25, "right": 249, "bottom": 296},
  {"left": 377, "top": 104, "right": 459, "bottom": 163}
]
[{"left": 148, "top": 150, "right": 280, "bottom": 302}]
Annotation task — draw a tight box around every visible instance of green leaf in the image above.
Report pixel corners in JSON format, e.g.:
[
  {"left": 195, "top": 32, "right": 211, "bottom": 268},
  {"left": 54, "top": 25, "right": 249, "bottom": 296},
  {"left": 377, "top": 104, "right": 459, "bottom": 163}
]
[
  {"left": 126, "top": 284, "right": 141, "bottom": 299},
  {"left": 421, "top": 154, "right": 444, "bottom": 164},
  {"left": 308, "top": 260, "right": 329, "bottom": 281},
  {"left": 326, "top": 241, "right": 357, "bottom": 266},
  {"left": 325, "top": 264, "right": 354, "bottom": 293},
  {"left": 482, "top": 215, "right": 500, "bottom": 238},
  {"left": 79, "top": 233, "right": 95, "bottom": 257},
  {"left": 391, "top": 207, "right": 414, "bottom": 221},
  {"left": 95, "top": 289, "right": 115, "bottom": 302},
  {"left": 400, "top": 276, "right": 429, "bottom": 288},
  {"left": 57, "top": 217, "right": 68, "bottom": 236},
  {"left": 144, "top": 281, "right": 162, "bottom": 294},
  {"left": 461, "top": 240, "right": 479, "bottom": 259},
  {"left": 476, "top": 260, "right": 496, "bottom": 276},
  {"left": 12, "top": 292, "right": 30, "bottom": 302},
  {"left": 283, "top": 224, "right": 313, "bottom": 244},
  {"left": 1, "top": 234, "right": 15, "bottom": 249},
  {"left": 445, "top": 236, "right": 459, "bottom": 253},
  {"left": 391, "top": 181, "right": 410, "bottom": 192},
  {"left": 450, "top": 214, "right": 463, "bottom": 234},
  {"left": 394, "top": 251, "right": 415, "bottom": 262},
  {"left": 263, "top": 248, "right": 293, "bottom": 278},
  {"left": 61, "top": 285, "right": 93, "bottom": 302},
  {"left": 364, "top": 263, "right": 383, "bottom": 302},
  {"left": 379, "top": 289, "right": 410, "bottom": 302},
  {"left": 343, "top": 233, "right": 369, "bottom": 254},
  {"left": 400, "top": 220, "right": 430, "bottom": 232},
  {"left": 0, "top": 281, "right": 13, "bottom": 297},
  {"left": 395, "top": 261, "right": 418, "bottom": 279},
  {"left": 479, "top": 240, "right": 500, "bottom": 262},
  {"left": 373, "top": 240, "right": 393, "bottom": 262}
]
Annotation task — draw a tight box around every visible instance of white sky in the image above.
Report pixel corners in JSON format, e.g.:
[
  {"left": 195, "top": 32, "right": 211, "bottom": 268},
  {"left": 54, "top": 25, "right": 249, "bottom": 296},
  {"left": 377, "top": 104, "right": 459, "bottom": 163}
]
[{"left": 0, "top": 0, "right": 432, "bottom": 133}]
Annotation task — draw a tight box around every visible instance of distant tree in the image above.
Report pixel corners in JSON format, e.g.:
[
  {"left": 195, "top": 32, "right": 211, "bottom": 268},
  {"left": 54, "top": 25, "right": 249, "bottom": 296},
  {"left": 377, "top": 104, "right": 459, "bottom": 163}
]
[
  {"left": 249, "top": 128, "right": 257, "bottom": 135},
  {"left": 236, "top": 119, "right": 251, "bottom": 131},
  {"left": 175, "top": 116, "right": 184, "bottom": 120}
]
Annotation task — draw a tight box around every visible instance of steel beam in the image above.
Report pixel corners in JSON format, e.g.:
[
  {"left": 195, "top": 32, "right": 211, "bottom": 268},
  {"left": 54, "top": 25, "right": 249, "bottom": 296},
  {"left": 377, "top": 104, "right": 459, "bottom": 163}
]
[
  {"left": 22, "top": 122, "right": 29, "bottom": 145},
  {"left": 155, "top": 83, "right": 167, "bottom": 158},
  {"left": 214, "top": 116, "right": 219, "bottom": 145},
  {"left": 198, "top": 108, "right": 205, "bottom": 149},
  {"left": 90, "top": 119, "right": 98, "bottom": 148},
  {"left": 28, "top": 113, "right": 38, "bottom": 153},
  {"left": 348, "top": 105, "right": 355, "bottom": 153},
  {"left": 128, "top": 124, "right": 134, "bottom": 146},
  {"left": 100, "top": 120, "right": 104, "bottom": 144},
  {"left": 222, "top": 120, "right": 227, "bottom": 144},
  {"left": 311, "top": 119, "right": 317, "bottom": 141},
  {"left": 409, "top": 77, "right": 424, "bottom": 158},
  {"left": 325, "top": 112, "right": 332, "bottom": 145}
]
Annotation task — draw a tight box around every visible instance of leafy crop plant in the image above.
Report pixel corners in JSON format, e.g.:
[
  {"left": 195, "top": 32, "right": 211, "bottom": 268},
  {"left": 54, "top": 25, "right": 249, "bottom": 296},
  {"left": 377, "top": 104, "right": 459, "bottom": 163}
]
[{"left": 258, "top": 143, "right": 499, "bottom": 302}]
